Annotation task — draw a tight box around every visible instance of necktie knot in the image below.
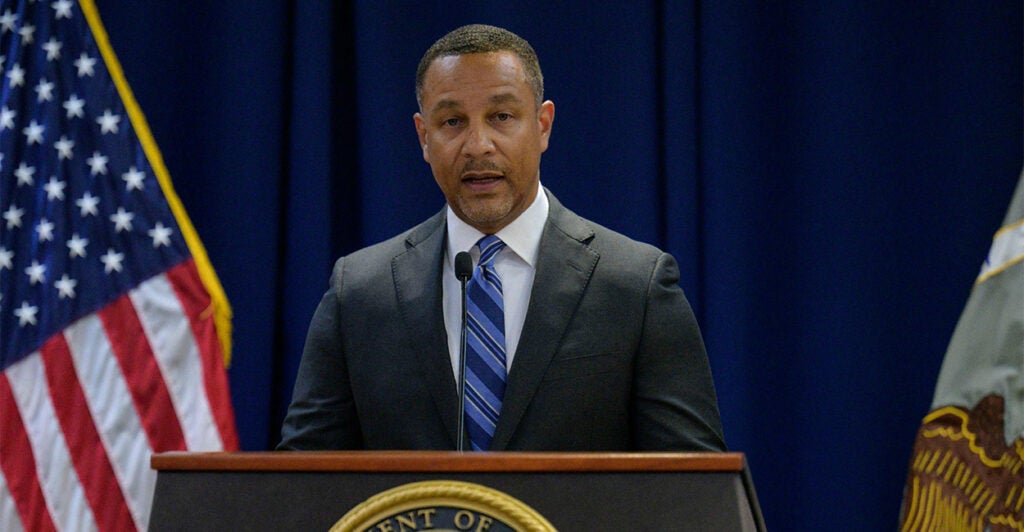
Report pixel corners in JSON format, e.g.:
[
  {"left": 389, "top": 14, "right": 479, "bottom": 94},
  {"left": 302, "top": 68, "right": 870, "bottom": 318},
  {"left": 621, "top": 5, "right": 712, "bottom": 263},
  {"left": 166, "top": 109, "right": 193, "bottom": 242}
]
[{"left": 476, "top": 235, "right": 505, "bottom": 268}]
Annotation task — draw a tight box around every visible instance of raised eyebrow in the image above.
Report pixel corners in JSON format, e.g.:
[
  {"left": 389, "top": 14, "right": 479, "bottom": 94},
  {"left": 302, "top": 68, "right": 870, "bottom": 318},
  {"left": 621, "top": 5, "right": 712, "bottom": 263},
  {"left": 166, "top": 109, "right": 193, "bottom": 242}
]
[
  {"left": 431, "top": 99, "right": 462, "bottom": 114},
  {"left": 489, "top": 93, "right": 523, "bottom": 106},
  {"left": 430, "top": 94, "right": 522, "bottom": 114}
]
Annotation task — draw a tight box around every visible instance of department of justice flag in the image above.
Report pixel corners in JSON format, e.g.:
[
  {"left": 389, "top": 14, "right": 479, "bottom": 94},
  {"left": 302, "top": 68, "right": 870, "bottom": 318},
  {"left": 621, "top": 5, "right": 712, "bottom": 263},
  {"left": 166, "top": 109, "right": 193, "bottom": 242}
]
[
  {"left": 900, "top": 173, "right": 1024, "bottom": 531},
  {"left": 0, "top": 1, "right": 238, "bottom": 530}
]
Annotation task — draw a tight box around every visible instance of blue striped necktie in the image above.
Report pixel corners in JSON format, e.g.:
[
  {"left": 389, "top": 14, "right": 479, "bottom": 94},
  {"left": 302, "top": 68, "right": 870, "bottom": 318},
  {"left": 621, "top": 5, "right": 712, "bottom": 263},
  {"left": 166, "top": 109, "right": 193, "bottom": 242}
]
[{"left": 464, "top": 235, "right": 507, "bottom": 451}]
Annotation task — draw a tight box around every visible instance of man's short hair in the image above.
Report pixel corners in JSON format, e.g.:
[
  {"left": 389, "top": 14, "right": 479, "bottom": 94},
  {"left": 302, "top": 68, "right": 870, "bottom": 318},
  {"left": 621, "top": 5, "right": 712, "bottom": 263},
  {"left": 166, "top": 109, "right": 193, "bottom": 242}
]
[{"left": 416, "top": 24, "right": 544, "bottom": 109}]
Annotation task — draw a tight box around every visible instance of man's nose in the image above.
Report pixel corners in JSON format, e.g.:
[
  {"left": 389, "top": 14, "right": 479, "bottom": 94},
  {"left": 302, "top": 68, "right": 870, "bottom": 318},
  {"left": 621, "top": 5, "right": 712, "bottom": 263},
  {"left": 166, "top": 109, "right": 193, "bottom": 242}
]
[{"left": 462, "top": 122, "right": 495, "bottom": 157}]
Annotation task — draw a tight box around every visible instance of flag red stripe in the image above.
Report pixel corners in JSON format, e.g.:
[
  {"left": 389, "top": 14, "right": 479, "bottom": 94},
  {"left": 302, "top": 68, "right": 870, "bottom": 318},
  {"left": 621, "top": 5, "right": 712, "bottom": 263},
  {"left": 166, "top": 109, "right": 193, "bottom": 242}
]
[
  {"left": 98, "top": 295, "right": 187, "bottom": 452},
  {"left": 40, "top": 335, "right": 136, "bottom": 532},
  {"left": 166, "top": 260, "right": 240, "bottom": 450},
  {"left": 0, "top": 374, "right": 58, "bottom": 532}
]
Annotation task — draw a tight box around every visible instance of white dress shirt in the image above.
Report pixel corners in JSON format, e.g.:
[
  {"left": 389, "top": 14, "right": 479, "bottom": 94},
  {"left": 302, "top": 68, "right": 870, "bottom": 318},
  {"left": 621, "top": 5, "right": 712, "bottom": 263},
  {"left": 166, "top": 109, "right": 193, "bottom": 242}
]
[{"left": 442, "top": 186, "right": 549, "bottom": 381}]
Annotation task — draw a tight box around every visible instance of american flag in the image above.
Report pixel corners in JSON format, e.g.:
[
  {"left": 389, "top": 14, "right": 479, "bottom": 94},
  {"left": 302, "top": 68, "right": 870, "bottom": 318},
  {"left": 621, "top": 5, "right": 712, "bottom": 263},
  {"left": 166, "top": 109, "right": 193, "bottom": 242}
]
[{"left": 0, "top": 1, "right": 238, "bottom": 530}]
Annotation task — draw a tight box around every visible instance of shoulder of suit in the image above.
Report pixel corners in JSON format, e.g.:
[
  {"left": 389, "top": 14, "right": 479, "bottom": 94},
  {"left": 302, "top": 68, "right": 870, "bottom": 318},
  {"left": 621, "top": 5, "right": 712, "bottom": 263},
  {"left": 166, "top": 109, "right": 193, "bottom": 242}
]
[
  {"left": 546, "top": 192, "right": 664, "bottom": 262},
  {"left": 331, "top": 208, "right": 445, "bottom": 270}
]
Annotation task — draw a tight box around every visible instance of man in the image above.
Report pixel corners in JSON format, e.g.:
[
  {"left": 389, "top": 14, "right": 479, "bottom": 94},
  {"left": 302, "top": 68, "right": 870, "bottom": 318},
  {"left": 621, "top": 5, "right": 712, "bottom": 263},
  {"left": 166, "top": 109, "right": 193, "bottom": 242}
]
[{"left": 278, "top": 24, "right": 725, "bottom": 452}]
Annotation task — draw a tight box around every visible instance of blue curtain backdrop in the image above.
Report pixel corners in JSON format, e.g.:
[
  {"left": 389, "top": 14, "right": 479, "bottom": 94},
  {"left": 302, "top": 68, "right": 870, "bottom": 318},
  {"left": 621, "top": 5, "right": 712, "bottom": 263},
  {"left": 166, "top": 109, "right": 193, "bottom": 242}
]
[{"left": 95, "top": 2, "right": 1022, "bottom": 529}]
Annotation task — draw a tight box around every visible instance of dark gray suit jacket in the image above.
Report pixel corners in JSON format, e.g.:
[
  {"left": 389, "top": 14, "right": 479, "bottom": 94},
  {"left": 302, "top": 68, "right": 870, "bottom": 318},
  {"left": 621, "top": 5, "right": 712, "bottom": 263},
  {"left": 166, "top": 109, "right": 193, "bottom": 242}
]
[{"left": 278, "top": 191, "right": 725, "bottom": 451}]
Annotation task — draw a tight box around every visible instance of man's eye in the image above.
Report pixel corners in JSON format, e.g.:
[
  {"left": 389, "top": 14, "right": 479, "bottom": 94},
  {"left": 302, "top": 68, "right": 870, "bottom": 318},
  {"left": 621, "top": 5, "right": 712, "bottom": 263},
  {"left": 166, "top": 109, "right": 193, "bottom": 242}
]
[{"left": 495, "top": 113, "right": 512, "bottom": 121}]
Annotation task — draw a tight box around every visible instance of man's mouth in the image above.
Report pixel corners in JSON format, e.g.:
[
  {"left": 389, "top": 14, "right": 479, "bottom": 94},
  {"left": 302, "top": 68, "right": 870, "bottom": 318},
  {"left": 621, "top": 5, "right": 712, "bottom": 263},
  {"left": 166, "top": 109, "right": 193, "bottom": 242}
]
[
  {"left": 461, "top": 164, "right": 504, "bottom": 184},
  {"left": 462, "top": 172, "right": 503, "bottom": 182},
  {"left": 461, "top": 172, "right": 504, "bottom": 192}
]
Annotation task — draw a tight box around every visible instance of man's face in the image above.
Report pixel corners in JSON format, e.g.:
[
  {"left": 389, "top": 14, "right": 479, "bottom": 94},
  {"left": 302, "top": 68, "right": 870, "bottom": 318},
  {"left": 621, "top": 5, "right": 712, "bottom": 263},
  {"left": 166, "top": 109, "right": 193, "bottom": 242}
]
[{"left": 415, "top": 51, "right": 554, "bottom": 234}]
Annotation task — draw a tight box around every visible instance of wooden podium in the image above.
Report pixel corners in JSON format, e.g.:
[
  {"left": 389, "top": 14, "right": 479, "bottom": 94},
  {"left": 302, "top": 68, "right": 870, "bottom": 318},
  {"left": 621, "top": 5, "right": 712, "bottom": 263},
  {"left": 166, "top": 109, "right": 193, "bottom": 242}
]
[{"left": 150, "top": 451, "right": 764, "bottom": 531}]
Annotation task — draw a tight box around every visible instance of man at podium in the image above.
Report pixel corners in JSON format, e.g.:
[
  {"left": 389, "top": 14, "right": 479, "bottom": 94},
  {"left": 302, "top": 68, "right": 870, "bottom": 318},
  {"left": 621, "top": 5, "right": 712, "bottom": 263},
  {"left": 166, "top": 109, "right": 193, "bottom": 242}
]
[{"left": 278, "top": 24, "right": 726, "bottom": 453}]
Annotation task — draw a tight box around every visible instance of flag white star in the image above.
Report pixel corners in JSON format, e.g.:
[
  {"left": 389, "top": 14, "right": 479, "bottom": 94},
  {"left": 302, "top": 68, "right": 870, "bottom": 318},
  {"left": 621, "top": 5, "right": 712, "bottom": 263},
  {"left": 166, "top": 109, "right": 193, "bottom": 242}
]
[
  {"left": 100, "top": 248, "right": 124, "bottom": 273},
  {"left": 148, "top": 222, "right": 173, "bottom": 248},
  {"left": 52, "top": 0, "right": 73, "bottom": 19},
  {"left": 63, "top": 94, "right": 85, "bottom": 118},
  {"left": 34, "top": 78, "right": 54, "bottom": 102},
  {"left": 14, "top": 163, "right": 35, "bottom": 186},
  {"left": 76, "top": 192, "right": 99, "bottom": 216},
  {"left": 17, "top": 24, "right": 34, "bottom": 45},
  {"left": 23, "top": 120, "right": 44, "bottom": 145},
  {"left": 3, "top": 205, "right": 23, "bottom": 228},
  {"left": 122, "top": 167, "right": 145, "bottom": 191},
  {"left": 54, "top": 135, "right": 74, "bottom": 159},
  {"left": 0, "top": 246, "right": 12, "bottom": 270},
  {"left": 74, "top": 52, "right": 96, "bottom": 77},
  {"left": 110, "top": 207, "right": 134, "bottom": 232},
  {"left": 14, "top": 301, "right": 38, "bottom": 326},
  {"left": 0, "top": 10, "right": 17, "bottom": 33},
  {"left": 67, "top": 233, "right": 88, "bottom": 258},
  {"left": 36, "top": 218, "right": 54, "bottom": 241},
  {"left": 96, "top": 109, "right": 120, "bottom": 134},
  {"left": 42, "top": 37, "right": 61, "bottom": 61},
  {"left": 0, "top": 106, "right": 15, "bottom": 129},
  {"left": 55, "top": 274, "right": 77, "bottom": 299},
  {"left": 43, "top": 176, "right": 66, "bottom": 200},
  {"left": 6, "top": 62, "right": 24, "bottom": 87},
  {"left": 25, "top": 260, "right": 46, "bottom": 285},
  {"left": 86, "top": 151, "right": 108, "bottom": 175}
]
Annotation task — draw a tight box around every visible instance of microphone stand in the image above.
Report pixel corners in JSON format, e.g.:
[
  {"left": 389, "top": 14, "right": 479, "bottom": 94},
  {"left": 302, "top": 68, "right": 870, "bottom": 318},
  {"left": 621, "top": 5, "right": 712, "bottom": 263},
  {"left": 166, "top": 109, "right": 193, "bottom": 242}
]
[{"left": 454, "top": 252, "right": 473, "bottom": 452}]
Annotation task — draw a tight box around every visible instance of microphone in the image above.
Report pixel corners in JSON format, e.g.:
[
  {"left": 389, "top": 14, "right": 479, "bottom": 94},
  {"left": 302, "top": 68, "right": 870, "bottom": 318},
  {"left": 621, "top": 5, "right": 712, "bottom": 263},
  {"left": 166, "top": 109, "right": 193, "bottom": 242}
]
[{"left": 454, "top": 251, "right": 473, "bottom": 451}]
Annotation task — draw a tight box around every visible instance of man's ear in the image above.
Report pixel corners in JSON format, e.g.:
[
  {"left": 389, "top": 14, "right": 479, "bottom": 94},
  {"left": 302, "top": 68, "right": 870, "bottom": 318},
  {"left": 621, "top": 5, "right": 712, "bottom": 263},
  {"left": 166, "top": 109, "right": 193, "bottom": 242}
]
[
  {"left": 538, "top": 100, "right": 555, "bottom": 152},
  {"left": 414, "top": 112, "right": 429, "bottom": 163}
]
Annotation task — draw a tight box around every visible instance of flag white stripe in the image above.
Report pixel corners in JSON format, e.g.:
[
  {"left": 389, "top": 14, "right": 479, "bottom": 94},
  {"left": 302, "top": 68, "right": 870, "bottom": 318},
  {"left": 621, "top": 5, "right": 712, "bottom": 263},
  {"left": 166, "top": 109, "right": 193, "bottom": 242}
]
[
  {"left": 65, "top": 314, "right": 154, "bottom": 531},
  {"left": 0, "top": 470, "right": 25, "bottom": 532},
  {"left": 130, "top": 273, "right": 224, "bottom": 450},
  {"left": 5, "top": 354, "right": 98, "bottom": 532}
]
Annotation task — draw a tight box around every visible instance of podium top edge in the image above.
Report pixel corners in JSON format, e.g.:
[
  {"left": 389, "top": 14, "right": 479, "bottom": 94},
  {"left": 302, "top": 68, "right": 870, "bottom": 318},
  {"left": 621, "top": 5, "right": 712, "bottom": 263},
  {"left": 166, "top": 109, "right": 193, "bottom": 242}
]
[{"left": 151, "top": 451, "right": 745, "bottom": 473}]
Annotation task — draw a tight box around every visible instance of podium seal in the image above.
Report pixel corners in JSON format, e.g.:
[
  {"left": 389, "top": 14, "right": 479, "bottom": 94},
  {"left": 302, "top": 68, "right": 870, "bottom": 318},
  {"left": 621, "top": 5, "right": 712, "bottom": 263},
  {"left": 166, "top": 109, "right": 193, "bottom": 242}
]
[{"left": 330, "top": 480, "right": 557, "bottom": 532}]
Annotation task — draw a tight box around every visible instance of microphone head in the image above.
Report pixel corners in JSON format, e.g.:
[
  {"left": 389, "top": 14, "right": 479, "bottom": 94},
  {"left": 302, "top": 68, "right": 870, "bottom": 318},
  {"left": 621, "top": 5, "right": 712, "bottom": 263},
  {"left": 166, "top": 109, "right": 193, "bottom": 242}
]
[{"left": 455, "top": 251, "right": 473, "bottom": 281}]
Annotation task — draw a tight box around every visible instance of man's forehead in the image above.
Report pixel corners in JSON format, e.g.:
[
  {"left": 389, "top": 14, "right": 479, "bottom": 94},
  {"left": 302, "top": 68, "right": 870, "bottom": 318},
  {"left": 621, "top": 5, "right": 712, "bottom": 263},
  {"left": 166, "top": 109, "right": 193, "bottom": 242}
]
[
  {"left": 422, "top": 52, "right": 525, "bottom": 88},
  {"left": 428, "top": 50, "right": 523, "bottom": 72}
]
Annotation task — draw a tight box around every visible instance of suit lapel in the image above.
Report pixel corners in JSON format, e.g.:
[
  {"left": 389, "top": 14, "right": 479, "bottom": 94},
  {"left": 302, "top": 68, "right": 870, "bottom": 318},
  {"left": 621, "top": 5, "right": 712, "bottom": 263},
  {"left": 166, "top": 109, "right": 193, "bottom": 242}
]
[
  {"left": 491, "top": 192, "right": 599, "bottom": 450},
  {"left": 391, "top": 209, "right": 461, "bottom": 447}
]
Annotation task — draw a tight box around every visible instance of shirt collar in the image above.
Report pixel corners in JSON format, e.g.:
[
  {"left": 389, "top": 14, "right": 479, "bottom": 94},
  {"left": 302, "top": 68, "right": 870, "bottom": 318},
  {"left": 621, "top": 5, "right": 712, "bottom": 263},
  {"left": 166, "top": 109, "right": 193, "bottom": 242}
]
[{"left": 446, "top": 184, "right": 549, "bottom": 267}]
